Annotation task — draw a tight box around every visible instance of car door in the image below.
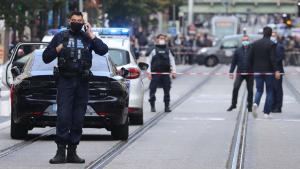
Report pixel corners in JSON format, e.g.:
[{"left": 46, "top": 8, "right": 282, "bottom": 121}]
[
  {"left": 218, "top": 38, "right": 239, "bottom": 61},
  {"left": 4, "top": 42, "right": 48, "bottom": 87}
]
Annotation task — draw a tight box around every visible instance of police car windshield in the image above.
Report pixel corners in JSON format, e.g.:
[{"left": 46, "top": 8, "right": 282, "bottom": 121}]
[
  {"left": 30, "top": 50, "right": 109, "bottom": 72},
  {"left": 108, "top": 49, "right": 130, "bottom": 66}
]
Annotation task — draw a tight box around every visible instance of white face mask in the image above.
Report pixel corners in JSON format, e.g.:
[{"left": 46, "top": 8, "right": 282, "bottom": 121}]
[{"left": 158, "top": 40, "right": 166, "bottom": 45}]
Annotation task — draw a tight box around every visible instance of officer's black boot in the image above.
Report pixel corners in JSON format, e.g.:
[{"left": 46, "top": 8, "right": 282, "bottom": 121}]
[
  {"left": 150, "top": 102, "right": 156, "bottom": 112},
  {"left": 165, "top": 102, "right": 171, "bottom": 113},
  {"left": 49, "top": 144, "right": 66, "bottom": 164},
  {"left": 66, "top": 145, "right": 85, "bottom": 163}
]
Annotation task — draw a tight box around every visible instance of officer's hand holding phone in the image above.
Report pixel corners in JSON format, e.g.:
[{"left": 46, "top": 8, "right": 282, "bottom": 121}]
[{"left": 84, "top": 22, "right": 96, "bottom": 40}]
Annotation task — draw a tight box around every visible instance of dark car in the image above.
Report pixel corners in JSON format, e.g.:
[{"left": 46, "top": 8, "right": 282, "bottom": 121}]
[
  {"left": 196, "top": 34, "right": 262, "bottom": 67},
  {"left": 9, "top": 43, "right": 130, "bottom": 140}
]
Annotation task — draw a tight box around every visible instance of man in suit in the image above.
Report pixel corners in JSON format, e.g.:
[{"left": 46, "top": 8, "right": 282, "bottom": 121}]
[{"left": 249, "top": 26, "right": 281, "bottom": 118}]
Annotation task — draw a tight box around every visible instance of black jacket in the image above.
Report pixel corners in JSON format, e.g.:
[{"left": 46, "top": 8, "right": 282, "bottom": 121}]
[
  {"left": 275, "top": 42, "right": 285, "bottom": 73},
  {"left": 249, "top": 37, "right": 278, "bottom": 73},
  {"left": 43, "top": 30, "right": 108, "bottom": 64},
  {"left": 230, "top": 46, "right": 251, "bottom": 73}
]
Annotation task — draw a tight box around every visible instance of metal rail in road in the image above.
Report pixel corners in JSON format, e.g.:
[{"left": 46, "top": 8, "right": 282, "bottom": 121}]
[
  {"left": 226, "top": 87, "right": 248, "bottom": 169},
  {"left": 85, "top": 65, "right": 223, "bottom": 169}
]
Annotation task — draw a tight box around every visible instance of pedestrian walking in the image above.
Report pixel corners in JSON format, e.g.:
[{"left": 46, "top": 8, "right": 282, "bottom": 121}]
[
  {"left": 43, "top": 11, "right": 108, "bottom": 164},
  {"left": 271, "top": 33, "right": 285, "bottom": 113},
  {"left": 227, "top": 35, "right": 254, "bottom": 112},
  {"left": 147, "top": 34, "right": 176, "bottom": 113},
  {"left": 249, "top": 26, "right": 281, "bottom": 118}
]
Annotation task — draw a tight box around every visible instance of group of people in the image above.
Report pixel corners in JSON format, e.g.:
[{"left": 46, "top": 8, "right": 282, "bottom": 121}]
[{"left": 227, "top": 26, "right": 284, "bottom": 118}]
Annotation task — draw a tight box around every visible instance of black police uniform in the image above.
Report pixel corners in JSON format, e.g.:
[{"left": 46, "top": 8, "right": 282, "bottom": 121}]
[
  {"left": 43, "top": 30, "right": 108, "bottom": 163},
  {"left": 148, "top": 45, "right": 175, "bottom": 112}
]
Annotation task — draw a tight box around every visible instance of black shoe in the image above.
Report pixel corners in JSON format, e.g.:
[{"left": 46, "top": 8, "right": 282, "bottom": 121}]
[
  {"left": 165, "top": 103, "right": 171, "bottom": 113},
  {"left": 49, "top": 144, "right": 66, "bottom": 164},
  {"left": 227, "top": 105, "right": 236, "bottom": 111},
  {"left": 272, "top": 108, "right": 282, "bottom": 113},
  {"left": 150, "top": 102, "right": 156, "bottom": 112},
  {"left": 248, "top": 106, "right": 252, "bottom": 112},
  {"left": 67, "top": 145, "right": 85, "bottom": 163}
]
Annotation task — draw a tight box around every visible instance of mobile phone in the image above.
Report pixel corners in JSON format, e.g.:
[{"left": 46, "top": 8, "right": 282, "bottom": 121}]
[{"left": 84, "top": 24, "right": 88, "bottom": 32}]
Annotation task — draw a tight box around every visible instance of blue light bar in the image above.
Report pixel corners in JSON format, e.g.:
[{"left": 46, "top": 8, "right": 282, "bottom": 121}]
[
  {"left": 92, "top": 28, "right": 131, "bottom": 36},
  {"left": 47, "top": 28, "right": 67, "bottom": 35}
]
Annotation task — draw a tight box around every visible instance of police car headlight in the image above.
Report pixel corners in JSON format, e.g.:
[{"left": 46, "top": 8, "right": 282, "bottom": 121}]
[{"left": 199, "top": 48, "right": 208, "bottom": 54}]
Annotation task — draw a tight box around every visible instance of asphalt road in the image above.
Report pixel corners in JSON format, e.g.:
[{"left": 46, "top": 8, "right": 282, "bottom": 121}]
[{"left": 0, "top": 65, "right": 300, "bottom": 169}]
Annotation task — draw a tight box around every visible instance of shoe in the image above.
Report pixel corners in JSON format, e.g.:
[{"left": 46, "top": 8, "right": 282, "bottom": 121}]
[
  {"left": 150, "top": 102, "right": 156, "bottom": 112},
  {"left": 248, "top": 106, "right": 252, "bottom": 112},
  {"left": 263, "top": 113, "right": 272, "bottom": 119},
  {"left": 252, "top": 103, "right": 258, "bottom": 118},
  {"left": 66, "top": 145, "right": 85, "bottom": 163},
  {"left": 49, "top": 144, "right": 66, "bottom": 164},
  {"left": 227, "top": 105, "right": 236, "bottom": 111},
  {"left": 272, "top": 108, "right": 282, "bottom": 113},
  {"left": 165, "top": 103, "right": 171, "bottom": 113}
]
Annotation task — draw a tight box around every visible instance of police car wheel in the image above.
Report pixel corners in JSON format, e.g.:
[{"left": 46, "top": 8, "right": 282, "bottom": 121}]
[
  {"left": 111, "top": 118, "right": 129, "bottom": 140},
  {"left": 130, "top": 113, "right": 144, "bottom": 125},
  {"left": 10, "top": 115, "right": 28, "bottom": 140}
]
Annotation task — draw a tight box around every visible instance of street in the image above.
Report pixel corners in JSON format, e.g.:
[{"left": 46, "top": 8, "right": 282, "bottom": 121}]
[{"left": 0, "top": 65, "right": 300, "bottom": 169}]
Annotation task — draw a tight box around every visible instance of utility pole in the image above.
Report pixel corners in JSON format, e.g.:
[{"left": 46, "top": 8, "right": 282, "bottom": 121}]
[
  {"left": 188, "top": 0, "right": 194, "bottom": 25},
  {"left": 79, "top": 0, "right": 83, "bottom": 12}
]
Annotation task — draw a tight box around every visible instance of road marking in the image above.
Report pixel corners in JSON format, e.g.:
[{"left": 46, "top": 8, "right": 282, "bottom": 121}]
[
  {"left": 173, "top": 117, "right": 226, "bottom": 121},
  {"left": 0, "top": 120, "right": 10, "bottom": 130},
  {"left": 256, "top": 118, "right": 300, "bottom": 122}
]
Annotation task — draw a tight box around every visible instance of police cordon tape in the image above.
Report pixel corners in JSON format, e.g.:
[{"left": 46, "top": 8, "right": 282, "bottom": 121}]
[{"left": 146, "top": 72, "right": 293, "bottom": 76}]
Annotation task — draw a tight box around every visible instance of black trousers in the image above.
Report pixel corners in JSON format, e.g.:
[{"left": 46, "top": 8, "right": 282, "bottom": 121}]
[
  {"left": 272, "top": 75, "right": 283, "bottom": 110},
  {"left": 56, "top": 76, "right": 88, "bottom": 145},
  {"left": 149, "top": 74, "right": 171, "bottom": 104},
  {"left": 231, "top": 75, "right": 254, "bottom": 107}
]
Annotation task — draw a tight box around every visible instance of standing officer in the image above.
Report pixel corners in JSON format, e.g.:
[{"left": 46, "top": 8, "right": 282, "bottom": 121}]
[
  {"left": 147, "top": 34, "right": 176, "bottom": 113},
  {"left": 43, "top": 11, "right": 108, "bottom": 164},
  {"left": 227, "top": 35, "right": 254, "bottom": 112},
  {"left": 271, "top": 33, "right": 285, "bottom": 113},
  {"left": 249, "top": 27, "right": 281, "bottom": 118}
]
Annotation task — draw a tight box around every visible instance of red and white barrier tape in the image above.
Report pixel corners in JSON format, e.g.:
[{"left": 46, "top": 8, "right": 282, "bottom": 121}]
[{"left": 146, "top": 72, "right": 296, "bottom": 76}]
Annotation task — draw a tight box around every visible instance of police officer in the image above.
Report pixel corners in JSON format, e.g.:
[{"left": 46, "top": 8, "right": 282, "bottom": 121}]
[
  {"left": 147, "top": 34, "right": 176, "bottom": 113},
  {"left": 227, "top": 35, "right": 254, "bottom": 112},
  {"left": 43, "top": 11, "right": 108, "bottom": 164},
  {"left": 271, "top": 32, "right": 285, "bottom": 113}
]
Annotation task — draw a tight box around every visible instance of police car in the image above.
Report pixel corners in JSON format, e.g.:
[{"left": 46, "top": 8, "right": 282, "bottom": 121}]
[{"left": 92, "top": 28, "right": 148, "bottom": 125}]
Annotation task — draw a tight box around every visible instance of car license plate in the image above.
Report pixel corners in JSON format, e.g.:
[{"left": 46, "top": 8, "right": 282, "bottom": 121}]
[{"left": 52, "top": 104, "right": 57, "bottom": 112}]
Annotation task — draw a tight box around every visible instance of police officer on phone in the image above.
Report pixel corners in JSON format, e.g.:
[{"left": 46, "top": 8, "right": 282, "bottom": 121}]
[
  {"left": 147, "top": 34, "right": 176, "bottom": 113},
  {"left": 43, "top": 11, "right": 108, "bottom": 164}
]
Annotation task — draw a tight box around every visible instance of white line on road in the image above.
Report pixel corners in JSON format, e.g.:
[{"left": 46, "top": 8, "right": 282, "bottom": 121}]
[{"left": 173, "top": 117, "right": 226, "bottom": 121}]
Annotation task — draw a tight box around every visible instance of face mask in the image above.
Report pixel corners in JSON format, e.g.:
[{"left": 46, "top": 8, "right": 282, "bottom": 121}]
[
  {"left": 70, "top": 22, "right": 84, "bottom": 33},
  {"left": 242, "top": 41, "right": 250, "bottom": 46},
  {"left": 271, "top": 37, "right": 277, "bottom": 43},
  {"left": 158, "top": 40, "right": 166, "bottom": 45}
]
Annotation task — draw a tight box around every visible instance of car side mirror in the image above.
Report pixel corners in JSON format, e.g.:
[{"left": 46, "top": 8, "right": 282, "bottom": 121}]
[
  {"left": 138, "top": 62, "right": 149, "bottom": 71},
  {"left": 119, "top": 67, "right": 129, "bottom": 78},
  {"left": 11, "top": 66, "right": 21, "bottom": 77}
]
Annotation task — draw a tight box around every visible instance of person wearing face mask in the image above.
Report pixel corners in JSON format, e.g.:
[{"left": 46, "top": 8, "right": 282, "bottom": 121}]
[
  {"left": 147, "top": 34, "right": 176, "bottom": 113},
  {"left": 271, "top": 33, "right": 285, "bottom": 113},
  {"left": 43, "top": 11, "right": 108, "bottom": 164},
  {"left": 227, "top": 35, "right": 254, "bottom": 112}
]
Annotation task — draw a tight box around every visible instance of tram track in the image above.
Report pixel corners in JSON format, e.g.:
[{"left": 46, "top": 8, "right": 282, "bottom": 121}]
[
  {"left": 85, "top": 65, "right": 222, "bottom": 169},
  {"left": 0, "top": 65, "right": 198, "bottom": 160}
]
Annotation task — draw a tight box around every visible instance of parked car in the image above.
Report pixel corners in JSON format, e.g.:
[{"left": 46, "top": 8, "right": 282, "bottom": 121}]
[
  {"left": 196, "top": 34, "right": 262, "bottom": 67},
  {"left": 94, "top": 28, "right": 148, "bottom": 125},
  {"left": 8, "top": 43, "right": 130, "bottom": 140}
]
